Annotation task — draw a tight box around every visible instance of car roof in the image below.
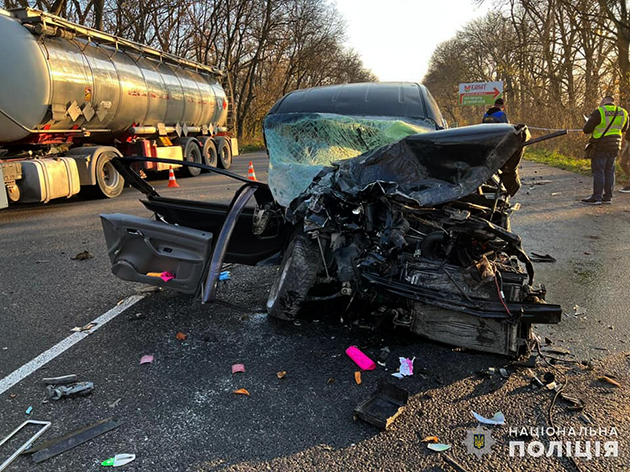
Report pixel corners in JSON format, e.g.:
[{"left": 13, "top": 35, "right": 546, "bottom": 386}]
[{"left": 267, "top": 82, "right": 442, "bottom": 123}]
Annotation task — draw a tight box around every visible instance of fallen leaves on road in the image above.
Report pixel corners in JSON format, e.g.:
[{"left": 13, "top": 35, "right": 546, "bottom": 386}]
[
  {"left": 598, "top": 375, "right": 621, "bottom": 388},
  {"left": 232, "top": 388, "right": 250, "bottom": 396},
  {"left": 71, "top": 250, "right": 93, "bottom": 260},
  {"left": 71, "top": 322, "right": 97, "bottom": 333},
  {"left": 175, "top": 331, "right": 187, "bottom": 341},
  {"left": 355, "top": 371, "right": 362, "bottom": 385},
  {"left": 326, "top": 378, "right": 335, "bottom": 385},
  {"left": 421, "top": 436, "right": 439, "bottom": 443},
  {"left": 276, "top": 371, "right": 287, "bottom": 379}
]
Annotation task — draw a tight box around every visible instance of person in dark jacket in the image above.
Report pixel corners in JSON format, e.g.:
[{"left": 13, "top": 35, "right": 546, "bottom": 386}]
[
  {"left": 582, "top": 96, "right": 629, "bottom": 204},
  {"left": 482, "top": 98, "right": 509, "bottom": 123}
]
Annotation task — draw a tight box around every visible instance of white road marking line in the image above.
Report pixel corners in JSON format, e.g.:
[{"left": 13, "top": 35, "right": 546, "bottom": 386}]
[{"left": 0, "top": 295, "right": 145, "bottom": 396}]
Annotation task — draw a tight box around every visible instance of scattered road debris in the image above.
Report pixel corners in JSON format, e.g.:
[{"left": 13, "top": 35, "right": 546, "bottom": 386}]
[
  {"left": 354, "top": 371, "right": 362, "bottom": 385},
  {"left": 70, "top": 322, "right": 97, "bottom": 333},
  {"left": 421, "top": 436, "right": 439, "bottom": 443},
  {"left": 24, "top": 406, "right": 33, "bottom": 415},
  {"left": 579, "top": 412, "right": 594, "bottom": 424},
  {"left": 47, "top": 381, "right": 94, "bottom": 400},
  {"left": 71, "top": 250, "right": 93, "bottom": 260},
  {"left": 377, "top": 347, "right": 390, "bottom": 367},
  {"left": 542, "top": 346, "right": 571, "bottom": 355},
  {"left": 276, "top": 371, "right": 287, "bottom": 379},
  {"left": 427, "top": 443, "right": 452, "bottom": 452},
  {"left": 472, "top": 411, "right": 505, "bottom": 425},
  {"left": 28, "top": 418, "right": 123, "bottom": 464},
  {"left": 530, "top": 252, "right": 556, "bottom": 263},
  {"left": 531, "top": 375, "right": 545, "bottom": 388},
  {"left": 442, "top": 454, "right": 470, "bottom": 472},
  {"left": 354, "top": 379, "right": 408, "bottom": 430},
  {"left": 499, "top": 368, "right": 510, "bottom": 378},
  {"left": 559, "top": 393, "right": 585, "bottom": 411},
  {"left": 41, "top": 375, "right": 78, "bottom": 385},
  {"left": 232, "top": 388, "right": 250, "bottom": 396},
  {"left": 326, "top": 378, "right": 335, "bottom": 385},
  {"left": 573, "top": 305, "right": 586, "bottom": 316},
  {"left": 597, "top": 375, "right": 621, "bottom": 388},
  {"left": 231, "top": 364, "right": 246, "bottom": 374},
  {"left": 345, "top": 346, "right": 376, "bottom": 370},
  {"left": 392, "top": 357, "right": 414, "bottom": 378},
  {"left": 0, "top": 420, "right": 51, "bottom": 472},
  {"left": 101, "top": 453, "right": 136, "bottom": 467},
  {"left": 109, "top": 398, "right": 122, "bottom": 408},
  {"left": 219, "top": 271, "right": 231, "bottom": 281},
  {"left": 175, "top": 332, "right": 187, "bottom": 341},
  {"left": 139, "top": 355, "right": 154, "bottom": 365}
]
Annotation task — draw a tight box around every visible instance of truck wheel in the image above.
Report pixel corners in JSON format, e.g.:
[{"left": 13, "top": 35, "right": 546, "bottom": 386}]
[
  {"left": 218, "top": 140, "right": 232, "bottom": 169},
  {"left": 94, "top": 152, "right": 125, "bottom": 198},
  {"left": 201, "top": 138, "right": 218, "bottom": 168},
  {"left": 180, "top": 139, "right": 202, "bottom": 177},
  {"left": 266, "top": 232, "right": 320, "bottom": 321}
]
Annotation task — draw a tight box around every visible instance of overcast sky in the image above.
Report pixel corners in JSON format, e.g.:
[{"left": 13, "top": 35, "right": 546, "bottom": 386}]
[{"left": 334, "top": 0, "right": 492, "bottom": 82}]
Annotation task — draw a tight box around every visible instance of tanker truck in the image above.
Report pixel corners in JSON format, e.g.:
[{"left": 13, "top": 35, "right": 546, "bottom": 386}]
[{"left": 0, "top": 8, "right": 238, "bottom": 209}]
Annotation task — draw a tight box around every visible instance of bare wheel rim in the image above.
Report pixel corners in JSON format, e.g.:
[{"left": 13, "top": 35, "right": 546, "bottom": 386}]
[{"left": 102, "top": 160, "right": 119, "bottom": 189}]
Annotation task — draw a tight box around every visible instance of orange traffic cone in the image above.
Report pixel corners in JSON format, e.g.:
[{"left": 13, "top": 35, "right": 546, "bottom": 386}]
[
  {"left": 168, "top": 166, "right": 179, "bottom": 188},
  {"left": 247, "top": 161, "right": 257, "bottom": 181}
]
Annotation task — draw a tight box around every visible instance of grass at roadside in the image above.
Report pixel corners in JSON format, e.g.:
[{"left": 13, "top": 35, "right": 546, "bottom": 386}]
[
  {"left": 239, "top": 138, "right": 266, "bottom": 154},
  {"left": 524, "top": 148, "right": 629, "bottom": 184}
]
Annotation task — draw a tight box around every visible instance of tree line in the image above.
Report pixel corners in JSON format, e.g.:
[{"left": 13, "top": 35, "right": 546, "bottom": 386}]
[
  {"left": 423, "top": 0, "right": 630, "bottom": 155},
  {"left": 4, "top": 0, "right": 376, "bottom": 139}
]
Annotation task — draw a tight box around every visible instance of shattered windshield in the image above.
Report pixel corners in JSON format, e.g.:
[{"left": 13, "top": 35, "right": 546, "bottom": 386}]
[{"left": 264, "top": 112, "right": 434, "bottom": 206}]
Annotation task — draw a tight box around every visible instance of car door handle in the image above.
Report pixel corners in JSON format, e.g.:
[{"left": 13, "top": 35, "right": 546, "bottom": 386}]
[{"left": 126, "top": 228, "right": 144, "bottom": 236}]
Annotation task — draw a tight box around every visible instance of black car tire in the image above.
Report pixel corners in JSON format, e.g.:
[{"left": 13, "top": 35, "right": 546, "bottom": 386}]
[{"left": 266, "top": 232, "right": 320, "bottom": 321}]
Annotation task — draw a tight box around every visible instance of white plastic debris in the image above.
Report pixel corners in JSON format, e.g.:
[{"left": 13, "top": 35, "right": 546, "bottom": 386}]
[
  {"left": 427, "top": 443, "right": 452, "bottom": 452},
  {"left": 391, "top": 357, "right": 415, "bottom": 378},
  {"left": 472, "top": 411, "right": 505, "bottom": 425}
]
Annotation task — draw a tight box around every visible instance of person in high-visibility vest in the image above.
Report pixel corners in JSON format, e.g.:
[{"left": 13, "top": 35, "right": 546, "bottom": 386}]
[
  {"left": 582, "top": 96, "right": 629, "bottom": 204},
  {"left": 482, "top": 98, "right": 509, "bottom": 124}
]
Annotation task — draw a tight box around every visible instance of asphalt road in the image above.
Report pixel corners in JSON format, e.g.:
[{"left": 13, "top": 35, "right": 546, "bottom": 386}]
[{"left": 0, "top": 157, "right": 629, "bottom": 471}]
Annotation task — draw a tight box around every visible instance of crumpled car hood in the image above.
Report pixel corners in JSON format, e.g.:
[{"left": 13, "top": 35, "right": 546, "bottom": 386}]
[{"left": 287, "top": 123, "right": 528, "bottom": 221}]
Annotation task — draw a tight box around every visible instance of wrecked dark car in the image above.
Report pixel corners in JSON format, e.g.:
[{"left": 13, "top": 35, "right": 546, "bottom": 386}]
[{"left": 101, "top": 82, "right": 562, "bottom": 357}]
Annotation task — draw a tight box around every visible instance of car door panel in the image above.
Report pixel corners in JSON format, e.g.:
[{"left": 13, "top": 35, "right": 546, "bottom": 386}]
[{"left": 100, "top": 213, "right": 213, "bottom": 294}]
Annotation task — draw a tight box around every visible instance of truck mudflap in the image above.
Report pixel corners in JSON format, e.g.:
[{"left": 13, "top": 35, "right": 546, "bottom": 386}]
[{"left": 0, "top": 166, "right": 8, "bottom": 209}]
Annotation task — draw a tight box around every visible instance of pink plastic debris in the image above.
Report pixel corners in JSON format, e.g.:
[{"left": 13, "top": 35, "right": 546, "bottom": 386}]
[
  {"left": 140, "top": 355, "right": 154, "bottom": 365},
  {"left": 160, "top": 271, "right": 175, "bottom": 282},
  {"left": 345, "top": 346, "right": 376, "bottom": 371},
  {"left": 232, "top": 363, "right": 246, "bottom": 374}
]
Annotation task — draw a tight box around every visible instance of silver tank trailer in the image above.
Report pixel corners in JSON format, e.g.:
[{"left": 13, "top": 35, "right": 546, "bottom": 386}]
[{"left": 0, "top": 9, "right": 228, "bottom": 144}]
